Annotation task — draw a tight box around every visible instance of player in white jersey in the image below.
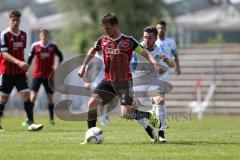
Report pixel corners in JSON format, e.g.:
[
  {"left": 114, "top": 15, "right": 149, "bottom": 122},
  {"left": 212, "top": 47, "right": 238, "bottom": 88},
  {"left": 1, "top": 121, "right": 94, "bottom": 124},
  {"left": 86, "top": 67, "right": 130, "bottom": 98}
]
[
  {"left": 155, "top": 21, "right": 181, "bottom": 76},
  {"left": 132, "top": 26, "right": 174, "bottom": 143},
  {"left": 83, "top": 52, "right": 111, "bottom": 126}
]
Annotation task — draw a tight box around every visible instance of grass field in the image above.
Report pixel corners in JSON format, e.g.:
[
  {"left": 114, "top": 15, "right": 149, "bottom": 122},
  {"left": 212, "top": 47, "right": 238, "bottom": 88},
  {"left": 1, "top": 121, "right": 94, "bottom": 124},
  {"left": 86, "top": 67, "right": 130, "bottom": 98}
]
[{"left": 0, "top": 115, "right": 240, "bottom": 160}]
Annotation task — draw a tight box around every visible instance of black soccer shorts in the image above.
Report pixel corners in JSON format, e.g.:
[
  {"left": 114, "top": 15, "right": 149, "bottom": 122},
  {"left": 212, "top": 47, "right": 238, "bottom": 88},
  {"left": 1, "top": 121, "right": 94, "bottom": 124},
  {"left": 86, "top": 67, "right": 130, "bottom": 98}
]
[
  {"left": 31, "top": 78, "right": 54, "bottom": 94},
  {"left": 0, "top": 74, "right": 29, "bottom": 95},
  {"left": 93, "top": 80, "right": 133, "bottom": 106}
]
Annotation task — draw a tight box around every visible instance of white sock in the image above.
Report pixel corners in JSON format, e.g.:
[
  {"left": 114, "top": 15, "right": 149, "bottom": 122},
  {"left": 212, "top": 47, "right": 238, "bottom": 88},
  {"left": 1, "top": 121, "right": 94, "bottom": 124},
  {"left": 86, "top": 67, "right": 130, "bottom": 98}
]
[
  {"left": 137, "top": 118, "right": 148, "bottom": 129},
  {"left": 155, "top": 105, "right": 166, "bottom": 131}
]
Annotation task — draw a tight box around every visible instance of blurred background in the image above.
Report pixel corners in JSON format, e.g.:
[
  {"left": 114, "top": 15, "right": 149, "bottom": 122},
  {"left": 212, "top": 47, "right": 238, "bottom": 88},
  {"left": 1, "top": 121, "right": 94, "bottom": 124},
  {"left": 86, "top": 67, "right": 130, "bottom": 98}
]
[{"left": 1, "top": 0, "right": 240, "bottom": 117}]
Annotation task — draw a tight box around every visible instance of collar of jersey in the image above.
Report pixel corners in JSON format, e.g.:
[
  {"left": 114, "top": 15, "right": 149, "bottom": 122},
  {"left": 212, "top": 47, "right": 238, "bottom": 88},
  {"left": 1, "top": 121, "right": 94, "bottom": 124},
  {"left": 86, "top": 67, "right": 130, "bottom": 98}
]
[
  {"left": 8, "top": 27, "right": 21, "bottom": 36},
  {"left": 107, "top": 33, "right": 122, "bottom": 41},
  {"left": 40, "top": 41, "right": 51, "bottom": 48},
  {"left": 141, "top": 41, "right": 158, "bottom": 52}
]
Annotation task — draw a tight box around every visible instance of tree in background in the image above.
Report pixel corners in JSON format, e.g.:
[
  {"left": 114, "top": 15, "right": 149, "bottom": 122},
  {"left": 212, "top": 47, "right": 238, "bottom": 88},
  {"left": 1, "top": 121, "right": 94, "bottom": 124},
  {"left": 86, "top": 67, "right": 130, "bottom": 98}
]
[{"left": 55, "top": 0, "right": 166, "bottom": 54}]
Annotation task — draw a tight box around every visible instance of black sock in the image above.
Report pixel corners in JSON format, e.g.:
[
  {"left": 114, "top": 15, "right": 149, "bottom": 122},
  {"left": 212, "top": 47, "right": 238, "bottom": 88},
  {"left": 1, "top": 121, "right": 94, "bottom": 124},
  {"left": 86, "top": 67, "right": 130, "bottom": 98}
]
[
  {"left": 87, "top": 108, "right": 97, "bottom": 129},
  {"left": 145, "top": 125, "right": 155, "bottom": 139},
  {"left": 134, "top": 110, "right": 150, "bottom": 120},
  {"left": 0, "top": 101, "right": 6, "bottom": 118},
  {"left": 24, "top": 100, "right": 34, "bottom": 125},
  {"left": 48, "top": 103, "right": 54, "bottom": 121},
  {"left": 158, "top": 130, "right": 165, "bottom": 138}
]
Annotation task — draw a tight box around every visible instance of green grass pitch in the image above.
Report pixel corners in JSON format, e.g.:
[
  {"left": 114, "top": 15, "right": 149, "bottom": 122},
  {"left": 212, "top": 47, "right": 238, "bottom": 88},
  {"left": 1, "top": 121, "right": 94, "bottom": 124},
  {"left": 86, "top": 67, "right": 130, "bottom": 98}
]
[{"left": 0, "top": 115, "right": 240, "bottom": 160}]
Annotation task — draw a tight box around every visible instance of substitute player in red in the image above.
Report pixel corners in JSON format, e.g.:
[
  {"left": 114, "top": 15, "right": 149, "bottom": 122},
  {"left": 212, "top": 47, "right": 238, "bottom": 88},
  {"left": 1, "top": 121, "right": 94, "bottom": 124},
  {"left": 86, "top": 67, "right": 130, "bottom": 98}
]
[
  {"left": 0, "top": 10, "right": 43, "bottom": 131},
  {"left": 78, "top": 13, "right": 164, "bottom": 144},
  {"left": 26, "top": 28, "right": 63, "bottom": 125}
]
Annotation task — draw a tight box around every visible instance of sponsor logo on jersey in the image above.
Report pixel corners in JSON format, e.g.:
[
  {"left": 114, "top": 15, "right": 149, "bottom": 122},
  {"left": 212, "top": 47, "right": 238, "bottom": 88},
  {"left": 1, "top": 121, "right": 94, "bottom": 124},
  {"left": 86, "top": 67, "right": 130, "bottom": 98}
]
[
  {"left": 40, "top": 52, "right": 50, "bottom": 59},
  {"left": 13, "top": 42, "right": 24, "bottom": 48},
  {"left": 105, "top": 48, "right": 120, "bottom": 57}
]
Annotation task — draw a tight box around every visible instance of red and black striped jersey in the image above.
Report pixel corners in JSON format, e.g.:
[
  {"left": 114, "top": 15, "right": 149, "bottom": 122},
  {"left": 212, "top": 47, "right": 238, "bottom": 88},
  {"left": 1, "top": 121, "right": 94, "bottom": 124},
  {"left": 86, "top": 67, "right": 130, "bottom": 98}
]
[
  {"left": 94, "top": 33, "right": 144, "bottom": 84},
  {"left": 28, "top": 41, "right": 63, "bottom": 79},
  {"left": 0, "top": 27, "right": 27, "bottom": 75}
]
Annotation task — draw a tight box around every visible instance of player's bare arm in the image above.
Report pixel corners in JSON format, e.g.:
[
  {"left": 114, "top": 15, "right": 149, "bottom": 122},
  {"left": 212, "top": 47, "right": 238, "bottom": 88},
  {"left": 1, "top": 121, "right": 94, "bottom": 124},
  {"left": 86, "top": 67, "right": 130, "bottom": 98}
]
[
  {"left": 161, "top": 54, "right": 174, "bottom": 68},
  {"left": 2, "top": 52, "right": 28, "bottom": 71},
  {"left": 173, "top": 54, "right": 181, "bottom": 76},
  {"left": 140, "top": 50, "right": 165, "bottom": 74},
  {"left": 78, "top": 47, "right": 97, "bottom": 78}
]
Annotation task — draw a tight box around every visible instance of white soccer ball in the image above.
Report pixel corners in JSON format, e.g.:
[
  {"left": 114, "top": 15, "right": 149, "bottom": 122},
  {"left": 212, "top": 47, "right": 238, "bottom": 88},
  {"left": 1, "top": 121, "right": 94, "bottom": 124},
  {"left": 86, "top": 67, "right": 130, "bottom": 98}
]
[{"left": 85, "top": 127, "right": 104, "bottom": 144}]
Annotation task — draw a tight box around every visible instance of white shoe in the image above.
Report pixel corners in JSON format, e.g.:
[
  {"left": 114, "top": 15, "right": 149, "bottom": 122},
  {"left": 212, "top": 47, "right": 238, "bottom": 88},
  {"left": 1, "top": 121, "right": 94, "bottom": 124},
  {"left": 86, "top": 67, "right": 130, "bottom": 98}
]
[
  {"left": 159, "top": 137, "right": 167, "bottom": 143},
  {"left": 28, "top": 123, "right": 43, "bottom": 131},
  {"left": 80, "top": 139, "right": 88, "bottom": 145},
  {"left": 150, "top": 138, "right": 158, "bottom": 143},
  {"left": 158, "top": 130, "right": 167, "bottom": 143}
]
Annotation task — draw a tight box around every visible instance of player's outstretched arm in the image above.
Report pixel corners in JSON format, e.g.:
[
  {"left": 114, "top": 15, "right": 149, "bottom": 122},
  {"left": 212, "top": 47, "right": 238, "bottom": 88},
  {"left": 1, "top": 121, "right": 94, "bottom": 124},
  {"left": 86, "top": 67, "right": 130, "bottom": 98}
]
[
  {"left": 78, "top": 47, "right": 97, "bottom": 78},
  {"left": 2, "top": 52, "right": 28, "bottom": 71},
  {"left": 140, "top": 50, "right": 164, "bottom": 74}
]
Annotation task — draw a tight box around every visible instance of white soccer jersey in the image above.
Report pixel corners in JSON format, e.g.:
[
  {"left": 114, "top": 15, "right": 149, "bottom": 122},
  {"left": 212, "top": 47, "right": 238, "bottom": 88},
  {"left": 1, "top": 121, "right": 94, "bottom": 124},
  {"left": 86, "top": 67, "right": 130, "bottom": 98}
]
[
  {"left": 131, "top": 42, "right": 173, "bottom": 106},
  {"left": 155, "top": 37, "right": 179, "bottom": 57},
  {"left": 132, "top": 41, "right": 172, "bottom": 81}
]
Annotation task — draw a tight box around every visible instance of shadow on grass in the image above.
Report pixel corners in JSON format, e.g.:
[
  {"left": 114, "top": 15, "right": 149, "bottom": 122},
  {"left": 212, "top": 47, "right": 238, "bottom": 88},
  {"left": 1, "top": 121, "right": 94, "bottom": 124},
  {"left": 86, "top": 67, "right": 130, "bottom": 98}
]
[
  {"left": 104, "top": 141, "right": 240, "bottom": 146},
  {"left": 167, "top": 141, "right": 240, "bottom": 146}
]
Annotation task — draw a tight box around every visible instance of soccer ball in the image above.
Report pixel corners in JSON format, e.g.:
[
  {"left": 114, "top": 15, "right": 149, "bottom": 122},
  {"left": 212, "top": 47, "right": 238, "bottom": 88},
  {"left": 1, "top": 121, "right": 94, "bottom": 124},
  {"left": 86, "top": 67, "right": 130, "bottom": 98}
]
[{"left": 85, "top": 127, "right": 104, "bottom": 144}]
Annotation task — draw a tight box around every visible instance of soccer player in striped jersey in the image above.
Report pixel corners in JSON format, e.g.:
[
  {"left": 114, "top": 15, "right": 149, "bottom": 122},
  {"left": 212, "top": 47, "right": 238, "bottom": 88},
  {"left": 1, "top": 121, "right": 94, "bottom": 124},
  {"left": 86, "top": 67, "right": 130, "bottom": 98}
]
[
  {"left": 78, "top": 13, "right": 164, "bottom": 143},
  {"left": 26, "top": 28, "right": 63, "bottom": 125},
  {"left": 0, "top": 10, "right": 43, "bottom": 131},
  {"left": 156, "top": 20, "right": 181, "bottom": 76},
  {"left": 132, "top": 26, "right": 174, "bottom": 142}
]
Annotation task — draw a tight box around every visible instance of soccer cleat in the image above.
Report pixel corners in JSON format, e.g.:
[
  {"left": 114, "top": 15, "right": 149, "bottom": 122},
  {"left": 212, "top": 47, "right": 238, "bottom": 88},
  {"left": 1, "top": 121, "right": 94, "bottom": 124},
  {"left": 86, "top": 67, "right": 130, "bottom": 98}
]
[
  {"left": 145, "top": 125, "right": 157, "bottom": 143},
  {"left": 158, "top": 130, "right": 167, "bottom": 143},
  {"left": 28, "top": 123, "right": 43, "bottom": 131},
  {"left": 80, "top": 139, "right": 88, "bottom": 145},
  {"left": 50, "top": 120, "right": 55, "bottom": 125},
  {"left": 150, "top": 136, "right": 158, "bottom": 143},
  {"left": 21, "top": 119, "right": 29, "bottom": 127},
  {"left": 0, "top": 126, "right": 4, "bottom": 132},
  {"left": 159, "top": 137, "right": 167, "bottom": 143},
  {"left": 148, "top": 110, "right": 160, "bottom": 128},
  {"left": 150, "top": 138, "right": 157, "bottom": 143}
]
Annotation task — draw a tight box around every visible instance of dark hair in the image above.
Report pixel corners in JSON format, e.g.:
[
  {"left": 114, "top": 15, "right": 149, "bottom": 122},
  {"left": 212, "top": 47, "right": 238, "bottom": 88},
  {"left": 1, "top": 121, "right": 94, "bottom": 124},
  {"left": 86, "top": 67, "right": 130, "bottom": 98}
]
[
  {"left": 39, "top": 28, "right": 49, "bottom": 34},
  {"left": 143, "top": 26, "right": 158, "bottom": 36},
  {"left": 101, "top": 12, "right": 118, "bottom": 26},
  {"left": 157, "top": 20, "right": 167, "bottom": 27},
  {"left": 9, "top": 10, "right": 21, "bottom": 18}
]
